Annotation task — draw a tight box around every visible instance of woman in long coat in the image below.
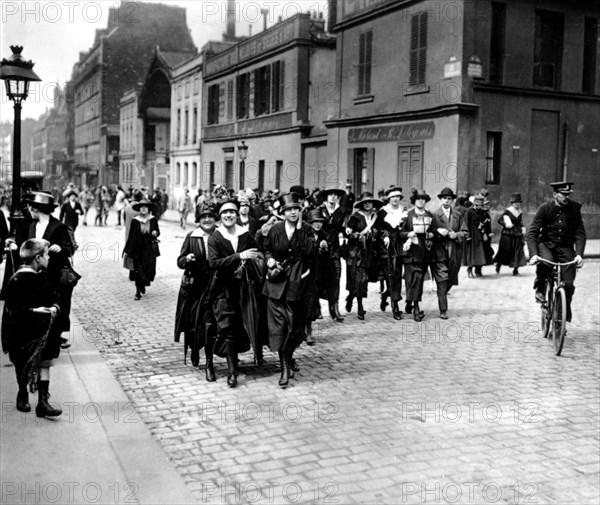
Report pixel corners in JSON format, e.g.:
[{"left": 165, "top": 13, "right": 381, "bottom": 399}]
[
  {"left": 174, "top": 204, "right": 217, "bottom": 379},
  {"left": 25, "top": 192, "right": 75, "bottom": 350},
  {"left": 461, "top": 195, "right": 488, "bottom": 277},
  {"left": 207, "top": 200, "right": 261, "bottom": 388},
  {"left": 345, "top": 193, "right": 383, "bottom": 320},
  {"left": 123, "top": 199, "right": 160, "bottom": 300},
  {"left": 399, "top": 189, "right": 437, "bottom": 321},
  {"left": 375, "top": 186, "right": 406, "bottom": 320},
  {"left": 305, "top": 208, "right": 329, "bottom": 345},
  {"left": 494, "top": 193, "right": 527, "bottom": 276},
  {"left": 262, "top": 193, "right": 316, "bottom": 388}
]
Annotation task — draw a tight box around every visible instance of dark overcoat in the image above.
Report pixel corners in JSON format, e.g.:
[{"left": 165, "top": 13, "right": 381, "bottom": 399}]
[{"left": 123, "top": 217, "right": 160, "bottom": 285}]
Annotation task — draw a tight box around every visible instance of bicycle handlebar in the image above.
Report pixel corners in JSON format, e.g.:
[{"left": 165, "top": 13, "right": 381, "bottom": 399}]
[{"left": 535, "top": 258, "right": 578, "bottom": 267}]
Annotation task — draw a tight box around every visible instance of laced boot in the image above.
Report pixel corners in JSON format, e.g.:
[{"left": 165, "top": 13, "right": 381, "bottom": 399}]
[
  {"left": 345, "top": 295, "right": 353, "bottom": 313},
  {"left": 226, "top": 355, "right": 238, "bottom": 388},
  {"left": 35, "top": 381, "right": 62, "bottom": 418},
  {"left": 329, "top": 300, "right": 344, "bottom": 322},
  {"left": 278, "top": 351, "right": 289, "bottom": 388},
  {"left": 357, "top": 298, "right": 366, "bottom": 320},
  {"left": 16, "top": 383, "right": 30, "bottom": 413},
  {"left": 413, "top": 302, "right": 425, "bottom": 322},
  {"left": 205, "top": 355, "right": 216, "bottom": 382},
  {"left": 392, "top": 301, "right": 402, "bottom": 320},
  {"left": 475, "top": 266, "right": 483, "bottom": 277},
  {"left": 306, "top": 322, "right": 315, "bottom": 346},
  {"left": 380, "top": 290, "right": 389, "bottom": 312}
]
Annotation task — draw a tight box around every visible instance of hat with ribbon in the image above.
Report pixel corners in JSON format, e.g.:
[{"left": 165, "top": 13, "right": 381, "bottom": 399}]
[
  {"left": 409, "top": 188, "right": 431, "bottom": 204},
  {"left": 550, "top": 181, "right": 574, "bottom": 194},
  {"left": 278, "top": 192, "right": 302, "bottom": 211},
  {"left": 437, "top": 187, "right": 457, "bottom": 199},
  {"left": 320, "top": 187, "right": 346, "bottom": 199},
  {"left": 289, "top": 185, "right": 305, "bottom": 197},
  {"left": 132, "top": 198, "right": 154, "bottom": 212},
  {"left": 218, "top": 199, "right": 240, "bottom": 215},
  {"left": 472, "top": 195, "right": 484, "bottom": 205},
  {"left": 510, "top": 193, "right": 522, "bottom": 203},
  {"left": 385, "top": 186, "right": 403, "bottom": 199},
  {"left": 197, "top": 203, "right": 217, "bottom": 219},
  {"left": 354, "top": 192, "right": 384, "bottom": 210},
  {"left": 26, "top": 191, "right": 59, "bottom": 213},
  {"left": 307, "top": 208, "right": 326, "bottom": 223}
]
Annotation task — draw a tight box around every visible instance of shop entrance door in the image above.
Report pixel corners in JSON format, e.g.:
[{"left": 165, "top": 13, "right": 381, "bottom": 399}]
[{"left": 397, "top": 144, "right": 423, "bottom": 189}]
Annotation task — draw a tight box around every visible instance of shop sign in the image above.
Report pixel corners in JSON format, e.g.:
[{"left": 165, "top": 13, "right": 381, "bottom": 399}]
[
  {"left": 238, "top": 113, "right": 293, "bottom": 135},
  {"left": 348, "top": 122, "right": 435, "bottom": 143}
]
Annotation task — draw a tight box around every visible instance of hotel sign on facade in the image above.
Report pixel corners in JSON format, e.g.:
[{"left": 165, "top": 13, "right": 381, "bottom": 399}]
[{"left": 348, "top": 122, "right": 435, "bottom": 143}]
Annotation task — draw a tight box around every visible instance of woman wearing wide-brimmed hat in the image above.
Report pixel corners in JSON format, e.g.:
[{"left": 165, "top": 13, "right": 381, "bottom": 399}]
[
  {"left": 319, "top": 187, "right": 347, "bottom": 322},
  {"left": 493, "top": 193, "right": 527, "bottom": 276},
  {"left": 123, "top": 199, "right": 160, "bottom": 300},
  {"left": 345, "top": 193, "right": 383, "bottom": 320},
  {"left": 207, "top": 199, "right": 263, "bottom": 388},
  {"left": 262, "top": 193, "right": 316, "bottom": 387},
  {"left": 399, "top": 189, "right": 440, "bottom": 321},
  {"left": 375, "top": 186, "right": 406, "bottom": 320},
  {"left": 174, "top": 204, "right": 218, "bottom": 377}
]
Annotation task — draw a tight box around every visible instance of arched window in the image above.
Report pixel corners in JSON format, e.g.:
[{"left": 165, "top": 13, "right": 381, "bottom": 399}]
[{"left": 176, "top": 162, "right": 181, "bottom": 185}]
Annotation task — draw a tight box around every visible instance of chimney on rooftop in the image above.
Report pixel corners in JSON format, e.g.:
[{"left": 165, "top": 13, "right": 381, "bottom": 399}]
[{"left": 225, "top": 0, "right": 236, "bottom": 40}]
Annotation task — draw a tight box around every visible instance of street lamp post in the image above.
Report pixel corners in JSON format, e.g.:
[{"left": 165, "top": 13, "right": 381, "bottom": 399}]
[
  {"left": 238, "top": 140, "right": 248, "bottom": 191},
  {"left": 0, "top": 45, "right": 41, "bottom": 244}
]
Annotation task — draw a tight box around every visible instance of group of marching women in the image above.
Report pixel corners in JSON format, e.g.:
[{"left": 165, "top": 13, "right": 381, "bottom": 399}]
[{"left": 173, "top": 185, "right": 526, "bottom": 389}]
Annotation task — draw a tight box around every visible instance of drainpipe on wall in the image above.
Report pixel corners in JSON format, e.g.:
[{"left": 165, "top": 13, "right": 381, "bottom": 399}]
[{"left": 562, "top": 121, "right": 569, "bottom": 180}]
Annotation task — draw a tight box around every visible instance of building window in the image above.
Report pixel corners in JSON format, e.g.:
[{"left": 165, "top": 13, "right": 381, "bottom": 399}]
[
  {"left": 192, "top": 162, "right": 198, "bottom": 187},
  {"left": 489, "top": 2, "right": 506, "bottom": 84},
  {"left": 207, "top": 84, "right": 220, "bottom": 125},
  {"left": 485, "top": 132, "right": 502, "bottom": 184},
  {"left": 176, "top": 162, "right": 181, "bottom": 185},
  {"left": 227, "top": 80, "right": 234, "bottom": 120},
  {"left": 358, "top": 30, "right": 373, "bottom": 96},
  {"left": 185, "top": 81, "right": 190, "bottom": 98},
  {"left": 271, "top": 61, "right": 285, "bottom": 111},
  {"left": 533, "top": 9, "right": 564, "bottom": 88},
  {"left": 193, "top": 107, "right": 198, "bottom": 143},
  {"left": 258, "top": 160, "right": 265, "bottom": 192},
  {"left": 236, "top": 73, "right": 250, "bottom": 119},
  {"left": 183, "top": 162, "right": 189, "bottom": 187},
  {"left": 209, "top": 161, "right": 215, "bottom": 187},
  {"left": 225, "top": 160, "right": 234, "bottom": 189},
  {"left": 184, "top": 108, "right": 189, "bottom": 145},
  {"left": 409, "top": 12, "right": 428, "bottom": 87},
  {"left": 254, "top": 65, "right": 271, "bottom": 116},
  {"left": 176, "top": 109, "right": 181, "bottom": 145},
  {"left": 193, "top": 78, "right": 199, "bottom": 95},
  {"left": 583, "top": 17, "right": 598, "bottom": 93}
]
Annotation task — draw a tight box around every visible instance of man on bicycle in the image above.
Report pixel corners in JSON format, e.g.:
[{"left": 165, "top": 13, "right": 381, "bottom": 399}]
[{"left": 526, "top": 181, "right": 586, "bottom": 322}]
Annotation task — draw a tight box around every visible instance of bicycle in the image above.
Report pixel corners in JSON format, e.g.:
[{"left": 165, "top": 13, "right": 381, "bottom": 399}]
[{"left": 536, "top": 258, "right": 578, "bottom": 356}]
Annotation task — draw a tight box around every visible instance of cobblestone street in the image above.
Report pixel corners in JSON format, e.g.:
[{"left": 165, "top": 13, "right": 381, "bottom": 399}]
[{"left": 67, "top": 213, "right": 600, "bottom": 505}]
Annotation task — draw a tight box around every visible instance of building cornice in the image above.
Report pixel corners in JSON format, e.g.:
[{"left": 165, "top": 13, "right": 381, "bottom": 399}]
[
  {"left": 332, "top": 0, "right": 421, "bottom": 32},
  {"left": 202, "top": 125, "right": 311, "bottom": 143},
  {"left": 323, "top": 103, "right": 478, "bottom": 128},
  {"left": 473, "top": 83, "right": 600, "bottom": 103}
]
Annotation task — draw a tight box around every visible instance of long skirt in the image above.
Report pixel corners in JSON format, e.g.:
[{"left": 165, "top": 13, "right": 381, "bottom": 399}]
[
  {"left": 213, "top": 295, "right": 251, "bottom": 357},
  {"left": 381, "top": 256, "right": 403, "bottom": 301},
  {"left": 404, "top": 262, "right": 428, "bottom": 302},
  {"left": 494, "top": 234, "right": 526, "bottom": 268},
  {"left": 267, "top": 298, "right": 308, "bottom": 353}
]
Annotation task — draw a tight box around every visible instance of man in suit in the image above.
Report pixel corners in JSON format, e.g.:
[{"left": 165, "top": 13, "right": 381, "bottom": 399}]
[
  {"left": 527, "top": 181, "right": 586, "bottom": 323},
  {"left": 59, "top": 190, "right": 84, "bottom": 250},
  {"left": 433, "top": 187, "right": 466, "bottom": 294}
]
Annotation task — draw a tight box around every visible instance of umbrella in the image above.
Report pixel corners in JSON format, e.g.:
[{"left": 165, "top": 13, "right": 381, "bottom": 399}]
[{"left": 236, "top": 257, "right": 267, "bottom": 359}]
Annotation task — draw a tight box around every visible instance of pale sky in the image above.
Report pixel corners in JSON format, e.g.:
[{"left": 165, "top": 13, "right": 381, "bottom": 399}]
[{"left": 1, "top": 0, "right": 329, "bottom": 121}]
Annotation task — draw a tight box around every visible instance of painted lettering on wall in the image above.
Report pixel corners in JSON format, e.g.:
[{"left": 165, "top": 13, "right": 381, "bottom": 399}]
[{"left": 348, "top": 122, "right": 435, "bottom": 143}]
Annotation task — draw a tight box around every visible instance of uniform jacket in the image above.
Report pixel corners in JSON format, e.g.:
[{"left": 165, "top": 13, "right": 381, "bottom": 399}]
[
  {"left": 526, "top": 200, "right": 586, "bottom": 257},
  {"left": 261, "top": 221, "right": 316, "bottom": 301}
]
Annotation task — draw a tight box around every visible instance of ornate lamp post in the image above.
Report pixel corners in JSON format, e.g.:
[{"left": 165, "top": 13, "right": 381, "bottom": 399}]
[
  {"left": 238, "top": 140, "right": 248, "bottom": 190},
  {"left": 0, "top": 45, "right": 41, "bottom": 244}
]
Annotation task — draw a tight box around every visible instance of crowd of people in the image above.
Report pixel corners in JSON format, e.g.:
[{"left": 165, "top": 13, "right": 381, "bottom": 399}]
[{"left": 1, "top": 178, "right": 586, "bottom": 416}]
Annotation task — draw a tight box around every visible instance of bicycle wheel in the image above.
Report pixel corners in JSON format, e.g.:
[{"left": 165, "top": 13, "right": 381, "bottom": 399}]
[
  {"left": 552, "top": 288, "right": 567, "bottom": 356},
  {"left": 540, "top": 281, "right": 552, "bottom": 339}
]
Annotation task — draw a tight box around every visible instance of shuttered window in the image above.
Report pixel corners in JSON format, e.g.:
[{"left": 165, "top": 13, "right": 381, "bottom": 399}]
[
  {"left": 236, "top": 73, "right": 250, "bottom": 119},
  {"left": 207, "top": 85, "right": 220, "bottom": 125},
  {"left": 358, "top": 30, "right": 373, "bottom": 96},
  {"left": 271, "top": 60, "right": 285, "bottom": 111},
  {"left": 409, "top": 12, "right": 428, "bottom": 86}
]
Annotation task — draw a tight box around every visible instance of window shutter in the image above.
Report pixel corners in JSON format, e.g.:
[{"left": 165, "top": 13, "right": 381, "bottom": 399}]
[
  {"left": 365, "top": 31, "right": 372, "bottom": 95},
  {"left": 264, "top": 65, "right": 271, "bottom": 114},
  {"left": 359, "top": 32, "right": 366, "bottom": 95},
  {"left": 418, "top": 13, "right": 428, "bottom": 85}
]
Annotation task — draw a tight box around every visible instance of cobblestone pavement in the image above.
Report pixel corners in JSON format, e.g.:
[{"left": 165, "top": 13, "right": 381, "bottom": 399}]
[{"left": 68, "top": 212, "right": 600, "bottom": 505}]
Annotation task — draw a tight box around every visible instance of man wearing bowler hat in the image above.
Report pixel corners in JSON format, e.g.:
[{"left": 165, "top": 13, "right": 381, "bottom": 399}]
[
  {"left": 527, "top": 181, "right": 586, "bottom": 323},
  {"left": 433, "top": 187, "right": 466, "bottom": 294}
]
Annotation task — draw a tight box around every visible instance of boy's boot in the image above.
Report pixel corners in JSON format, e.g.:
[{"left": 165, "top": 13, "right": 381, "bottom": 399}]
[{"left": 36, "top": 381, "right": 62, "bottom": 418}]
